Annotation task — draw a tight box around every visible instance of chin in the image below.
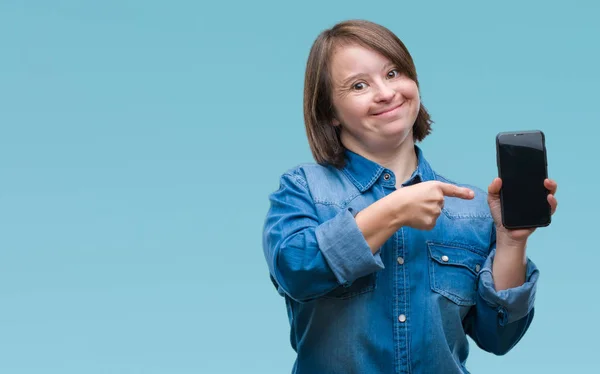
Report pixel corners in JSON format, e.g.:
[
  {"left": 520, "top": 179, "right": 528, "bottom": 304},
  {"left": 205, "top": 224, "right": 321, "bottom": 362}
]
[{"left": 380, "top": 118, "right": 413, "bottom": 137}]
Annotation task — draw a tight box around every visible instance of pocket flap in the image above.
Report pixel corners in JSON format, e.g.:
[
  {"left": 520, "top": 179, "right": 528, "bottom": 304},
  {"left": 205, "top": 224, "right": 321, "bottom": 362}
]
[{"left": 427, "top": 243, "right": 485, "bottom": 275}]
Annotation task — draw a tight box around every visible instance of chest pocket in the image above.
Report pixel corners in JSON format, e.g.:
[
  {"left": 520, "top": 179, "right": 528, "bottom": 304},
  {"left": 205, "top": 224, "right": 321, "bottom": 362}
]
[{"left": 427, "top": 242, "right": 486, "bottom": 306}]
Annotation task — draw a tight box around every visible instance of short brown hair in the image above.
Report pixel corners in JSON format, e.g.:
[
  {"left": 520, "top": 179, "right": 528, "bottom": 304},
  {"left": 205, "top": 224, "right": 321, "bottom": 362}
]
[{"left": 303, "top": 19, "right": 433, "bottom": 168}]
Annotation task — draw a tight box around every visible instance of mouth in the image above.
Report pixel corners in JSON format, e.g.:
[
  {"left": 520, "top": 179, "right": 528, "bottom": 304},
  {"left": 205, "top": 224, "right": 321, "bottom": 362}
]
[{"left": 373, "top": 101, "right": 405, "bottom": 116}]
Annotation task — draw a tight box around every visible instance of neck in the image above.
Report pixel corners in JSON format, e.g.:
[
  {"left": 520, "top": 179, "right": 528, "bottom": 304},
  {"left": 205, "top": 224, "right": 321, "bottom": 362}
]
[
  {"left": 377, "top": 141, "right": 418, "bottom": 188},
  {"left": 344, "top": 134, "right": 418, "bottom": 187}
]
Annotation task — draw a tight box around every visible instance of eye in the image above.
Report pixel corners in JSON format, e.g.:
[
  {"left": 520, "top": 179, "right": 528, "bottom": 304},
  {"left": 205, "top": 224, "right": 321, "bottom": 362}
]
[
  {"left": 352, "top": 82, "right": 367, "bottom": 91},
  {"left": 387, "top": 69, "right": 400, "bottom": 79}
]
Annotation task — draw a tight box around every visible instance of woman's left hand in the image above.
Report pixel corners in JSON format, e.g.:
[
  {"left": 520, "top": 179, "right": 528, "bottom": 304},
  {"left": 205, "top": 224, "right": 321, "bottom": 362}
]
[{"left": 487, "top": 178, "right": 558, "bottom": 244}]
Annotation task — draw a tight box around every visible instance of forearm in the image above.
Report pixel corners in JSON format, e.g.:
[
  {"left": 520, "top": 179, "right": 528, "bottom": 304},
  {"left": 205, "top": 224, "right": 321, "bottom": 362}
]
[
  {"left": 468, "top": 293, "right": 535, "bottom": 355},
  {"left": 265, "top": 205, "right": 384, "bottom": 302},
  {"left": 272, "top": 228, "right": 343, "bottom": 301},
  {"left": 354, "top": 194, "right": 404, "bottom": 254},
  {"left": 467, "top": 246, "right": 540, "bottom": 355},
  {"left": 492, "top": 236, "right": 527, "bottom": 291}
]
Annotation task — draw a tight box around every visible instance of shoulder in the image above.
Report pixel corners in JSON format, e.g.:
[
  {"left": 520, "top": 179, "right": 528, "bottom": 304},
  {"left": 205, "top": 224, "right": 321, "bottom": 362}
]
[
  {"left": 279, "top": 162, "right": 347, "bottom": 189},
  {"left": 274, "top": 162, "right": 360, "bottom": 205},
  {"left": 433, "top": 172, "right": 491, "bottom": 219}
]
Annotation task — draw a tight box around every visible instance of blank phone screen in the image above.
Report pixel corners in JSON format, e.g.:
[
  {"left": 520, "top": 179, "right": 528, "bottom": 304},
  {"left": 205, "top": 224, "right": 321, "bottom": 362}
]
[{"left": 497, "top": 132, "right": 550, "bottom": 228}]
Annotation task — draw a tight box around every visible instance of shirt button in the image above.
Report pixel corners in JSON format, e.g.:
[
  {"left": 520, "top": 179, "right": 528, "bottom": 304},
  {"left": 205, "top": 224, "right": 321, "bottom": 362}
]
[
  {"left": 397, "top": 257, "right": 404, "bottom": 265},
  {"left": 383, "top": 173, "right": 391, "bottom": 180},
  {"left": 398, "top": 314, "right": 407, "bottom": 323},
  {"left": 475, "top": 264, "right": 481, "bottom": 272},
  {"left": 441, "top": 255, "right": 449, "bottom": 262}
]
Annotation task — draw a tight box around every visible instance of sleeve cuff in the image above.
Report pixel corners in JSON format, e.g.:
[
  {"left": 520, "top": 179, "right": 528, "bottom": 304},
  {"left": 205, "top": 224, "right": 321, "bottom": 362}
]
[
  {"left": 478, "top": 249, "right": 540, "bottom": 326},
  {"left": 315, "top": 207, "right": 385, "bottom": 286}
]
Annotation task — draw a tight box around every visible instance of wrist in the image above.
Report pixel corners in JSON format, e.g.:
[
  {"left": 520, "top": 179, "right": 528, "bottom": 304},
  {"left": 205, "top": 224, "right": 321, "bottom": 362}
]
[
  {"left": 388, "top": 193, "right": 408, "bottom": 229},
  {"left": 496, "top": 227, "right": 527, "bottom": 251}
]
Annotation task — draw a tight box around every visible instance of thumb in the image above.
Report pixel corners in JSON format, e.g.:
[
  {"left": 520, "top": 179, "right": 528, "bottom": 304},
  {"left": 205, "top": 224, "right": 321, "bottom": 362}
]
[{"left": 487, "top": 178, "right": 502, "bottom": 195}]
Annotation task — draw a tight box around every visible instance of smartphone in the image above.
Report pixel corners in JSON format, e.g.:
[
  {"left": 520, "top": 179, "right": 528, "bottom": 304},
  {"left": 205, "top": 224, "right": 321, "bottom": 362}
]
[{"left": 496, "top": 130, "right": 551, "bottom": 229}]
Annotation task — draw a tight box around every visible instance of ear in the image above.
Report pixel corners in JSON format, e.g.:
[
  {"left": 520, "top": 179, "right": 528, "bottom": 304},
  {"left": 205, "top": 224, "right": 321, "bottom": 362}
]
[{"left": 332, "top": 117, "right": 341, "bottom": 126}]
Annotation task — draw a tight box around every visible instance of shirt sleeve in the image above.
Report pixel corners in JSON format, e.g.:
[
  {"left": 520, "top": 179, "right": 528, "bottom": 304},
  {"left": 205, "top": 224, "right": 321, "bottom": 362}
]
[
  {"left": 478, "top": 247, "right": 540, "bottom": 326},
  {"left": 465, "top": 224, "right": 540, "bottom": 355},
  {"left": 262, "top": 171, "right": 385, "bottom": 303}
]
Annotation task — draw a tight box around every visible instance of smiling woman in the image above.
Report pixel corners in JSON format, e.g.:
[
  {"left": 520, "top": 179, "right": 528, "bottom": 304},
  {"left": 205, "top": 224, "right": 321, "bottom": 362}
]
[
  {"left": 303, "top": 20, "right": 432, "bottom": 171},
  {"left": 262, "top": 19, "right": 558, "bottom": 374},
  {"left": 328, "top": 44, "right": 420, "bottom": 166}
]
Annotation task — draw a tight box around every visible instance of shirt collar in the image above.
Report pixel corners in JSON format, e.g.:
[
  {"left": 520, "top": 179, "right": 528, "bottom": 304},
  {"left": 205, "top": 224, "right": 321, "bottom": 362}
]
[{"left": 341, "top": 145, "right": 435, "bottom": 192}]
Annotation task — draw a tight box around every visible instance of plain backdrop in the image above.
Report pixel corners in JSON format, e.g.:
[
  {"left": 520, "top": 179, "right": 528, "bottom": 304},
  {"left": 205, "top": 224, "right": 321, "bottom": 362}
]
[{"left": 1, "top": 1, "right": 598, "bottom": 373}]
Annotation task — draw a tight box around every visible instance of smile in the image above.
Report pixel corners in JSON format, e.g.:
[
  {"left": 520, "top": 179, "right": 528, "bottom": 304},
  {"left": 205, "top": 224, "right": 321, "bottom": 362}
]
[{"left": 373, "top": 102, "right": 405, "bottom": 116}]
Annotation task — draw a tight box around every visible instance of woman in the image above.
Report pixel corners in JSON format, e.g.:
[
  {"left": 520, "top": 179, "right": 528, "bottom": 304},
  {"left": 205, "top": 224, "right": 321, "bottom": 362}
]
[{"left": 262, "top": 19, "right": 558, "bottom": 373}]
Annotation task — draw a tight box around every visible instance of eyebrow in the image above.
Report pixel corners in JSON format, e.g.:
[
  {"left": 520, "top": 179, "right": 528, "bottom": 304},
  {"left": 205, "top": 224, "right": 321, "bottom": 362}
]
[{"left": 340, "top": 62, "right": 396, "bottom": 87}]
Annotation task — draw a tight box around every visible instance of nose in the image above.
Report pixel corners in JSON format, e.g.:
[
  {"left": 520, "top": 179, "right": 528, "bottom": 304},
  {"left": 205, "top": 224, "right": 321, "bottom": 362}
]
[{"left": 373, "top": 82, "right": 395, "bottom": 102}]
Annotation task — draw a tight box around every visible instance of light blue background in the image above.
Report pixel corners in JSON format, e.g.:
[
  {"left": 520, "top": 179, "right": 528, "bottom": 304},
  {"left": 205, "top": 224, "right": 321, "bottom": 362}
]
[{"left": 1, "top": 1, "right": 597, "bottom": 373}]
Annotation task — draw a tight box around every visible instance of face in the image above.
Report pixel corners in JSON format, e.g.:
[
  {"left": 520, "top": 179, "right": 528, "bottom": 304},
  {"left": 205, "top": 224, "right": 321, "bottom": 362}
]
[{"left": 329, "top": 43, "right": 421, "bottom": 154}]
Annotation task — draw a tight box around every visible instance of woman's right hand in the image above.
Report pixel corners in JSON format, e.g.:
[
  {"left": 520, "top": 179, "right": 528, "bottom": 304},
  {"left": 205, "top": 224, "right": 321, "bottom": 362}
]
[
  {"left": 393, "top": 181, "right": 475, "bottom": 230},
  {"left": 354, "top": 181, "right": 475, "bottom": 254}
]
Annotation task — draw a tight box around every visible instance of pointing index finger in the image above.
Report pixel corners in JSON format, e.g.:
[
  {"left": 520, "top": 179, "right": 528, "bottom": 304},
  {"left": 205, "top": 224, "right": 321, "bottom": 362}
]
[{"left": 439, "top": 182, "right": 475, "bottom": 199}]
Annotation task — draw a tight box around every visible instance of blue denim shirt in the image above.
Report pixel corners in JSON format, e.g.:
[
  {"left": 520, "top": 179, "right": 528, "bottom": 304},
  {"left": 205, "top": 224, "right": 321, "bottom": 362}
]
[{"left": 262, "top": 146, "right": 539, "bottom": 374}]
